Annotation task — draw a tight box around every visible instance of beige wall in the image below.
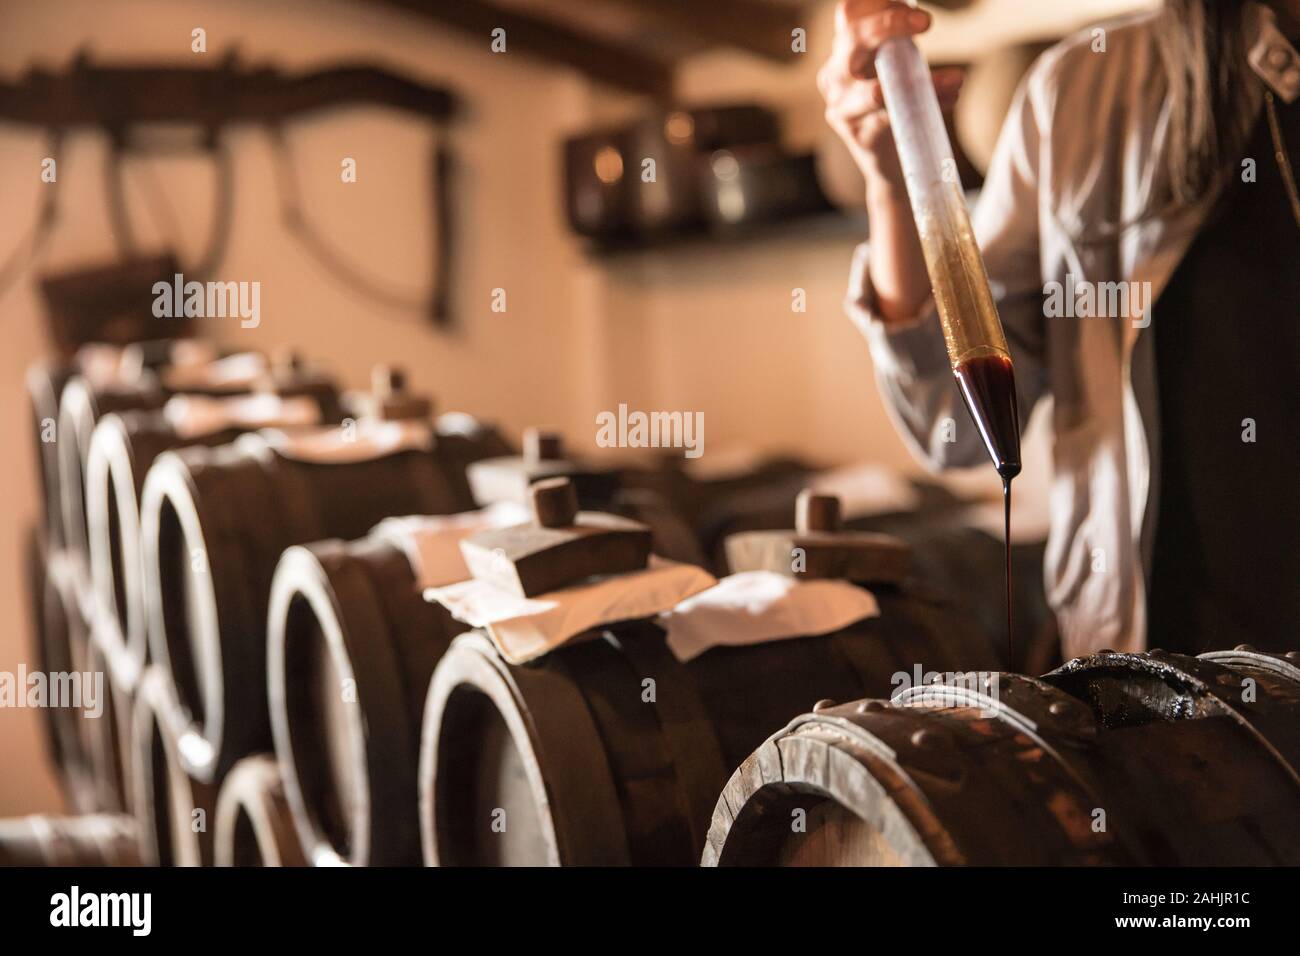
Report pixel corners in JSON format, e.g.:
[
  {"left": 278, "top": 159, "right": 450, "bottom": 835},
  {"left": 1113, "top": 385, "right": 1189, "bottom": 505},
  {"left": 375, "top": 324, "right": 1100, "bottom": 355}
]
[
  {"left": 0, "top": 0, "right": 596, "bottom": 814},
  {"left": 0, "top": 0, "right": 1146, "bottom": 813}
]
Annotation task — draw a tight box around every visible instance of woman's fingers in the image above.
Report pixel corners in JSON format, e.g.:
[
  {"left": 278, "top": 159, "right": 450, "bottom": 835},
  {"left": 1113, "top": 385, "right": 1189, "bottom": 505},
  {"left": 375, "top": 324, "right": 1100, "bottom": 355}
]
[
  {"left": 822, "top": 1, "right": 932, "bottom": 93},
  {"left": 825, "top": 79, "right": 885, "bottom": 124}
]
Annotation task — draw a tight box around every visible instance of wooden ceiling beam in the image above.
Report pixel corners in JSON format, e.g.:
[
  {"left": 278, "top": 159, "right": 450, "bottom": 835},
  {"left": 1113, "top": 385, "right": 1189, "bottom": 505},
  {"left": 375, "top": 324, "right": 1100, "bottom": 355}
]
[{"left": 361, "top": 0, "right": 675, "bottom": 97}]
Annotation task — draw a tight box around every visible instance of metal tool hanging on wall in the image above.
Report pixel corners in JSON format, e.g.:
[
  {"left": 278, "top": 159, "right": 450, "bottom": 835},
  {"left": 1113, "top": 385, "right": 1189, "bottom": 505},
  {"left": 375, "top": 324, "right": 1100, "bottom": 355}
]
[{"left": 0, "top": 51, "right": 460, "bottom": 328}]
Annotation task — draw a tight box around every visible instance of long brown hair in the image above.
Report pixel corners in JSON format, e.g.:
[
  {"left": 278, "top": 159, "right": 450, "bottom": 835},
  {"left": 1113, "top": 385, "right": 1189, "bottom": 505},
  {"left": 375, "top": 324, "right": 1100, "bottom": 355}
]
[{"left": 1155, "top": 0, "right": 1257, "bottom": 207}]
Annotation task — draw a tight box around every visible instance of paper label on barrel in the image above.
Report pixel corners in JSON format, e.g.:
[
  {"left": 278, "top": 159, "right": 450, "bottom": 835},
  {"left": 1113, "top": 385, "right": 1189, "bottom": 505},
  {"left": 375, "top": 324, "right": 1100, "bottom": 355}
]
[
  {"left": 424, "top": 557, "right": 717, "bottom": 664},
  {"left": 658, "top": 570, "right": 879, "bottom": 662},
  {"left": 370, "top": 502, "right": 531, "bottom": 589},
  {"left": 163, "top": 393, "right": 322, "bottom": 440},
  {"left": 258, "top": 419, "right": 433, "bottom": 464}
]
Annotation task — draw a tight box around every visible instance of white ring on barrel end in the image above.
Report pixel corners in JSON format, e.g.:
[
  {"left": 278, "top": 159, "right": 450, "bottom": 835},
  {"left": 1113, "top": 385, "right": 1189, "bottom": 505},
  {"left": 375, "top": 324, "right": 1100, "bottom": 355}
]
[
  {"left": 266, "top": 546, "right": 370, "bottom": 868},
  {"left": 130, "top": 667, "right": 214, "bottom": 867},
  {"left": 56, "top": 379, "right": 99, "bottom": 619},
  {"left": 138, "top": 453, "right": 224, "bottom": 782},
  {"left": 85, "top": 415, "right": 147, "bottom": 691},
  {"left": 418, "top": 633, "right": 563, "bottom": 867},
  {"left": 213, "top": 754, "right": 306, "bottom": 868}
]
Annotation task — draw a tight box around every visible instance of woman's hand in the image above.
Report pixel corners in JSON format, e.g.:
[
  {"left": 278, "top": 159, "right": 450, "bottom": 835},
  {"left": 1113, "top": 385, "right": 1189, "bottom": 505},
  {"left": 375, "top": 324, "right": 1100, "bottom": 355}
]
[
  {"left": 818, "top": 0, "right": 963, "bottom": 199},
  {"left": 819, "top": 0, "right": 961, "bottom": 322}
]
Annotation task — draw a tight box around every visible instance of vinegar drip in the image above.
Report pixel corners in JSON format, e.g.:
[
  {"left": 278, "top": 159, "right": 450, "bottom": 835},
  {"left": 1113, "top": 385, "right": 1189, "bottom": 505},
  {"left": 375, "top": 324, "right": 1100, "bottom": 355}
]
[
  {"left": 953, "top": 353, "right": 1021, "bottom": 668},
  {"left": 1003, "top": 477, "right": 1013, "bottom": 668}
]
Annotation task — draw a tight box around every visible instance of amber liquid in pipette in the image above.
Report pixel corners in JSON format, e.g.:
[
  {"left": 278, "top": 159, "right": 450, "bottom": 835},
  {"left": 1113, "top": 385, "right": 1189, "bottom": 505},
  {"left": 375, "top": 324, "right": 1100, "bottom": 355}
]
[{"left": 953, "top": 354, "right": 1021, "bottom": 667}]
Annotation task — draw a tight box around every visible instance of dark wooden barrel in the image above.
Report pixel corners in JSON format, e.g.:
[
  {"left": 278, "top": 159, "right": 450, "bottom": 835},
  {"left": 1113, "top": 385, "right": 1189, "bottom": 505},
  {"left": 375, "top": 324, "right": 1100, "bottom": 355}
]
[
  {"left": 702, "top": 648, "right": 1300, "bottom": 866},
  {"left": 621, "top": 453, "right": 814, "bottom": 572},
  {"left": 85, "top": 381, "right": 343, "bottom": 695},
  {"left": 267, "top": 533, "right": 462, "bottom": 866},
  {"left": 139, "top": 413, "right": 496, "bottom": 784},
  {"left": 56, "top": 372, "right": 166, "bottom": 612},
  {"left": 129, "top": 667, "right": 218, "bottom": 866},
  {"left": 214, "top": 754, "right": 308, "bottom": 867},
  {"left": 0, "top": 814, "right": 142, "bottom": 866},
  {"left": 39, "top": 551, "right": 98, "bottom": 812},
  {"left": 417, "top": 490, "right": 1001, "bottom": 866},
  {"left": 55, "top": 342, "right": 256, "bottom": 601}
]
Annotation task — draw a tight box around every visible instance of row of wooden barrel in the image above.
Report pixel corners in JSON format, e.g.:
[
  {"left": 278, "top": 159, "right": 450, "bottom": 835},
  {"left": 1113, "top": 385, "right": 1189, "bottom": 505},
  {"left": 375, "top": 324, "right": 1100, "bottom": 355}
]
[
  {"left": 11, "top": 636, "right": 1300, "bottom": 867},
  {"left": 17, "top": 337, "right": 1297, "bottom": 867}
]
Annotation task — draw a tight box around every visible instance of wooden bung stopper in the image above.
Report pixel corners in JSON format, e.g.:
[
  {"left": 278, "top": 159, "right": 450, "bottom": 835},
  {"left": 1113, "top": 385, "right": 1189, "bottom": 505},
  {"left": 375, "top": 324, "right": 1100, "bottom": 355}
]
[
  {"left": 523, "top": 427, "right": 564, "bottom": 467},
  {"left": 532, "top": 476, "right": 578, "bottom": 528},
  {"left": 796, "top": 491, "right": 841, "bottom": 534},
  {"left": 372, "top": 363, "right": 406, "bottom": 400},
  {"left": 368, "top": 364, "right": 431, "bottom": 421}
]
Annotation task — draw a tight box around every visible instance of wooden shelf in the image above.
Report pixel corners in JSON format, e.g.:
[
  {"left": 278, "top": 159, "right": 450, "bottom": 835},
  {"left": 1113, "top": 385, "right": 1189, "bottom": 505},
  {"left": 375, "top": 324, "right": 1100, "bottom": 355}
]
[{"left": 582, "top": 209, "right": 869, "bottom": 260}]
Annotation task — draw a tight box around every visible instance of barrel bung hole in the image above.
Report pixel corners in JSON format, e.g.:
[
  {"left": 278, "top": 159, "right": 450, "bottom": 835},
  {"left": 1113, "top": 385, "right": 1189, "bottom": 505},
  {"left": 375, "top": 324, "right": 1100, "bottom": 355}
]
[
  {"left": 155, "top": 496, "right": 208, "bottom": 726},
  {"left": 720, "top": 785, "right": 899, "bottom": 867},
  {"left": 436, "top": 687, "right": 549, "bottom": 866},
  {"left": 1051, "top": 668, "right": 1208, "bottom": 728},
  {"left": 280, "top": 593, "right": 361, "bottom": 859}
]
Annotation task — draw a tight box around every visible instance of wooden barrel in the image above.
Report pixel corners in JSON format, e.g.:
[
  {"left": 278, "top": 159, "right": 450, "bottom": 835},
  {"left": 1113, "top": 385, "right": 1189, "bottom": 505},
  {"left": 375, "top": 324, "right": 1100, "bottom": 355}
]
[
  {"left": 129, "top": 667, "right": 218, "bottom": 866},
  {"left": 84, "top": 379, "right": 343, "bottom": 695},
  {"left": 702, "top": 648, "right": 1300, "bottom": 866},
  {"left": 0, "top": 814, "right": 142, "bottom": 866},
  {"left": 214, "top": 754, "right": 308, "bottom": 867},
  {"left": 622, "top": 453, "right": 813, "bottom": 571},
  {"left": 55, "top": 342, "right": 252, "bottom": 603},
  {"left": 267, "top": 531, "right": 464, "bottom": 866},
  {"left": 56, "top": 373, "right": 165, "bottom": 613},
  {"left": 139, "top": 412, "right": 494, "bottom": 784},
  {"left": 417, "top": 490, "right": 1001, "bottom": 866},
  {"left": 39, "top": 550, "right": 98, "bottom": 812}
]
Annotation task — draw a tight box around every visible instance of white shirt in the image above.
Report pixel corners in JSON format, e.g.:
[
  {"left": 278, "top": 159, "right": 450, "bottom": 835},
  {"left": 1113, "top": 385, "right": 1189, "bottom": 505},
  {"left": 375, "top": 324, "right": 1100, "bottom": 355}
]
[{"left": 846, "top": 4, "right": 1300, "bottom": 659}]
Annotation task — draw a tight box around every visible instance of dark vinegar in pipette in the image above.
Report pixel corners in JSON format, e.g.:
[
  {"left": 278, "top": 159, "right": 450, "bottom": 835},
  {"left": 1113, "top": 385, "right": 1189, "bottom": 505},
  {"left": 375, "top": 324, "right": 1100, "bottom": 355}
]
[{"left": 953, "top": 353, "right": 1021, "bottom": 667}]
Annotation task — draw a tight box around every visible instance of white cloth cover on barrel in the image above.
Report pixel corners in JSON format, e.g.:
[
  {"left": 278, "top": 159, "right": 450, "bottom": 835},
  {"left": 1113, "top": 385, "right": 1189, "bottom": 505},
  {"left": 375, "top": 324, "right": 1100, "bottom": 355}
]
[
  {"left": 256, "top": 419, "right": 432, "bottom": 464},
  {"left": 658, "top": 571, "right": 880, "bottom": 662},
  {"left": 162, "top": 393, "right": 322, "bottom": 440},
  {"left": 424, "top": 557, "right": 717, "bottom": 664},
  {"left": 370, "top": 502, "right": 531, "bottom": 590},
  {"left": 159, "top": 351, "right": 268, "bottom": 391}
]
